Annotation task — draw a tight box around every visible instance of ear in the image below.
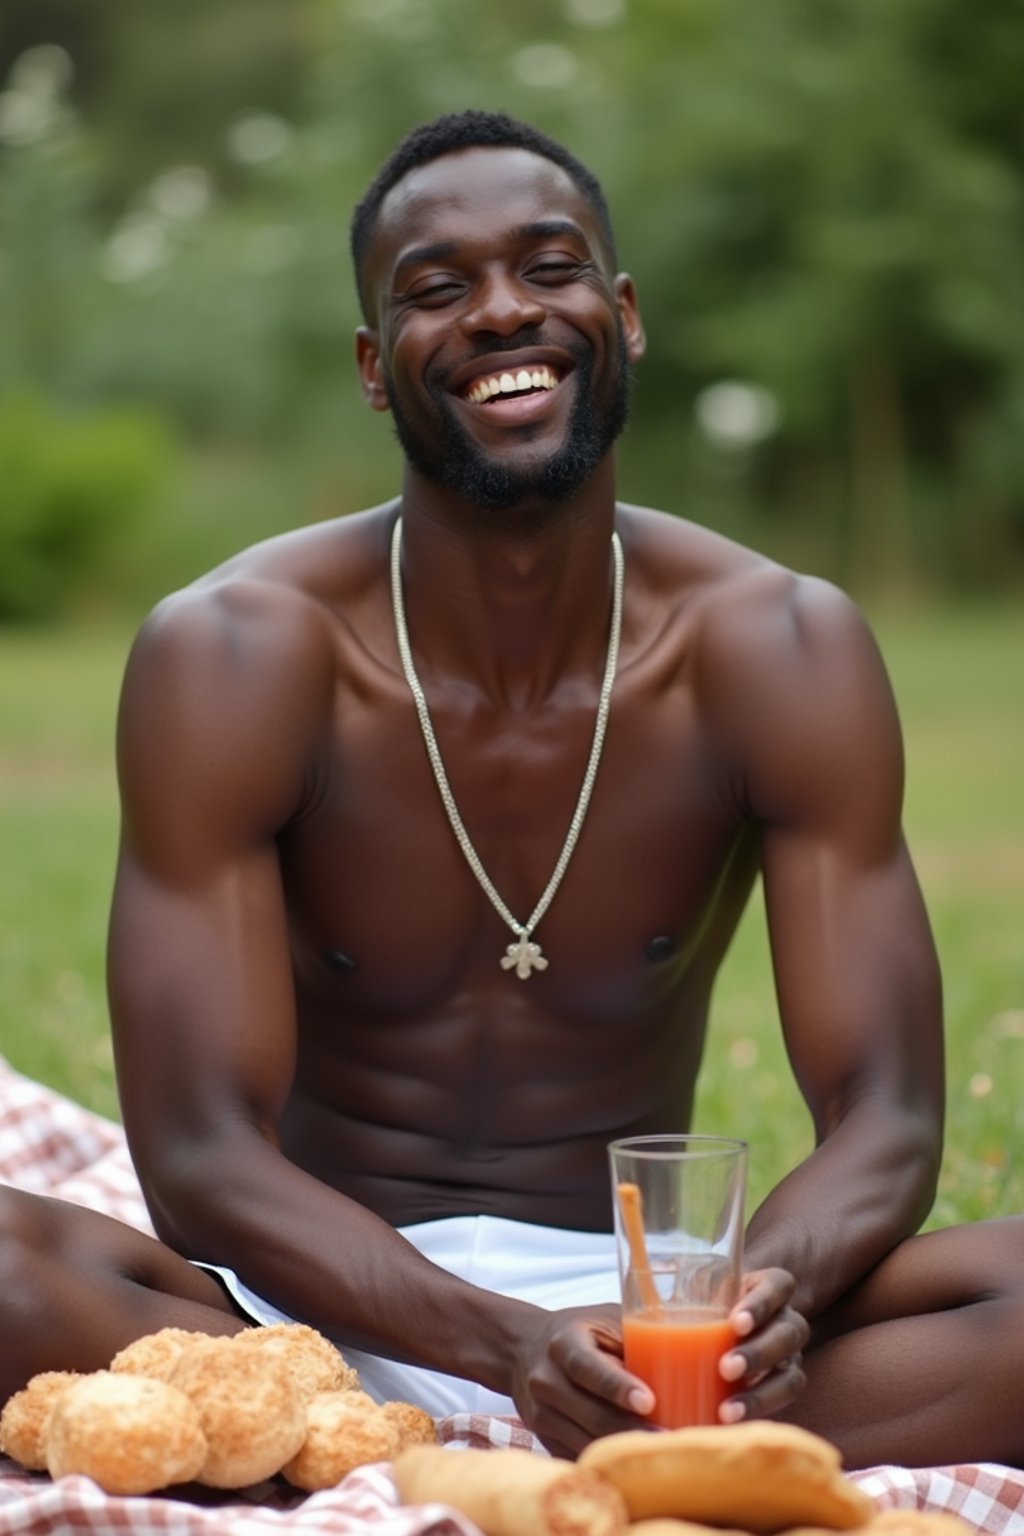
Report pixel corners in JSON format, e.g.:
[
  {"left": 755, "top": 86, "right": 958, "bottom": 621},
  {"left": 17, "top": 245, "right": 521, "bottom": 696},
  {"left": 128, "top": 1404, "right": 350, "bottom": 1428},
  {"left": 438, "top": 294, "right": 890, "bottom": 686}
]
[
  {"left": 613, "top": 274, "right": 646, "bottom": 365},
  {"left": 356, "top": 327, "right": 390, "bottom": 412}
]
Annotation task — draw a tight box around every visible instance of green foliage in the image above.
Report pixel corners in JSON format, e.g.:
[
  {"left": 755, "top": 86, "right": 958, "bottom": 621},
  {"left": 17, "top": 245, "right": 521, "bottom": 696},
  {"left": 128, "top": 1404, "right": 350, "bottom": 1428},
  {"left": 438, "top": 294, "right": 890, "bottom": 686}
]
[
  {"left": 1, "top": 0, "right": 1023, "bottom": 601},
  {"left": 0, "top": 391, "right": 173, "bottom": 621}
]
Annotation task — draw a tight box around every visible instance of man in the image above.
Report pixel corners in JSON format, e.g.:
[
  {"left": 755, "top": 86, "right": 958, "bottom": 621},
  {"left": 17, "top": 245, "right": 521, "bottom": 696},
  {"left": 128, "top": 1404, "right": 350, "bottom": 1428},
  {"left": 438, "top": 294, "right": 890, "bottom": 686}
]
[{"left": 1, "top": 110, "right": 1020, "bottom": 1470}]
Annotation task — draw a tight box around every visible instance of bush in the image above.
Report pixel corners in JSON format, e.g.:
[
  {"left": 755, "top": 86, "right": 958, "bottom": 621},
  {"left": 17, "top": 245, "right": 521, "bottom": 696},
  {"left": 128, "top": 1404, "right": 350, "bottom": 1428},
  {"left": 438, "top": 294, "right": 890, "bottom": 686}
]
[{"left": 0, "top": 391, "right": 173, "bottom": 622}]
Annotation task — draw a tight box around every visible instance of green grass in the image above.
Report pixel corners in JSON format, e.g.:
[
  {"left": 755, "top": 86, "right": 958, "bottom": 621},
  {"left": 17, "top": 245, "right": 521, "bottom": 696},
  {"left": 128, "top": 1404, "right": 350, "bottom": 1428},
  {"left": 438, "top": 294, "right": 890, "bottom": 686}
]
[{"left": 0, "top": 606, "right": 1021, "bottom": 1225}]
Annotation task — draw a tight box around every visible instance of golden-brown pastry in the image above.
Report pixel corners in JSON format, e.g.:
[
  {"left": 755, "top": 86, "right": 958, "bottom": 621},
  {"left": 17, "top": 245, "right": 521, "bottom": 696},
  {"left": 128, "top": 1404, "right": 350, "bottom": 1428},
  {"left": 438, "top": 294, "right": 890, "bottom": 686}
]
[
  {"left": 110, "top": 1327, "right": 215, "bottom": 1382},
  {"left": 0, "top": 1371, "right": 83, "bottom": 1471},
  {"left": 628, "top": 1522, "right": 751, "bottom": 1536},
  {"left": 394, "top": 1443, "right": 630, "bottom": 1536},
  {"left": 578, "top": 1423, "right": 874, "bottom": 1533},
  {"left": 380, "top": 1399, "right": 438, "bottom": 1450},
  {"left": 168, "top": 1336, "right": 306, "bottom": 1488},
  {"left": 782, "top": 1520, "right": 970, "bottom": 1536},
  {"left": 233, "top": 1323, "right": 361, "bottom": 1398},
  {"left": 281, "top": 1391, "right": 400, "bottom": 1491},
  {"left": 46, "top": 1372, "right": 206, "bottom": 1495},
  {"left": 863, "top": 1515, "right": 973, "bottom": 1535}
]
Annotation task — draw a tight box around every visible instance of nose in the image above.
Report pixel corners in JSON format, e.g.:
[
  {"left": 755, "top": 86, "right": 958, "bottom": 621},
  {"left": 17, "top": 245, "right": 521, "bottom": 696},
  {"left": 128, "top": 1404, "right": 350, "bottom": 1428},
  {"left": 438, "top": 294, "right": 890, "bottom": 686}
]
[{"left": 458, "top": 270, "right": 546, "bottom": 337}]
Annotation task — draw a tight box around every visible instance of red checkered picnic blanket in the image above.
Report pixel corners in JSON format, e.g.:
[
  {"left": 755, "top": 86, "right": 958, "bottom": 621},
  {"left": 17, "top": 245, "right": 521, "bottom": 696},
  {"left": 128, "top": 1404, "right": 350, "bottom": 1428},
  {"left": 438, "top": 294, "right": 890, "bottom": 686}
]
[{"left": 0, "top": 1054, "right": 1021, "bottom": 1535}]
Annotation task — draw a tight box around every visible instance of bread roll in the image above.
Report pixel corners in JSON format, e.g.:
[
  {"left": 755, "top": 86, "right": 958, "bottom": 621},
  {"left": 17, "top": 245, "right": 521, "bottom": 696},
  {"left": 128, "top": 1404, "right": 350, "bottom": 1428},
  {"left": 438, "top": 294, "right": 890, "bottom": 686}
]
[
  {"left": 46, "top": 1372, "right": 206, "bottom": 1495},
  {"left": 168, "top": 1336, "right": 306, "bottom": 1487},
  {"left": 380, "top": 1399, "right": 438, "bottom": 1450},
  {"left": 110, "top": 1327, "right": 214, "bottom": 1382},
  {"left": 578, "top": 1423, "right": 874, "bottom": 1532},
  {"left": 394, "top": 1444, "right": 629, "bottom": 1536},
  {"left": 0, "top": 1371, "right": 83, "bottom": 1471},
  {"left": 234, "top": 1322, "right": 361, "bottom": 1397},
  {"left": 282, "top": 1391, "right": 399, "bottom": 1491}
]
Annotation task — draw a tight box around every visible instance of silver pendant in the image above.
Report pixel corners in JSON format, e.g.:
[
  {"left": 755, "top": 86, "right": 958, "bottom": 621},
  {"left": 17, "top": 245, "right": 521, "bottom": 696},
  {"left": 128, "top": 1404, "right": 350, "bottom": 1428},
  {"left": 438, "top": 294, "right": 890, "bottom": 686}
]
[{"left": 500, "top": 935, "right": 549, "bottom": 980}]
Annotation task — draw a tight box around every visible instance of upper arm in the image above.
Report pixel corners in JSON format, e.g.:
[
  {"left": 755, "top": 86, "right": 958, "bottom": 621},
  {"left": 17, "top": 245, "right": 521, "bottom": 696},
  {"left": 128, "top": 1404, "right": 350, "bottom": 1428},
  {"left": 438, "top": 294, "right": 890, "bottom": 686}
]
[
  {"left": 703, "top": 573, "right": 943, "bottom": 1144},
  {"left": 108, "top": 579, "right": 335, "bottom": 1186}
]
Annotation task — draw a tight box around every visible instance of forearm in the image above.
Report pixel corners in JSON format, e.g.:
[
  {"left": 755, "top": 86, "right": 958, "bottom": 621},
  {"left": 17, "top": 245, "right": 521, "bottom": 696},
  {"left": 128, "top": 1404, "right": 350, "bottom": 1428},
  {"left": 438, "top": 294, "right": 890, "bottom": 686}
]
[
  {"left": 742, "top": 1100, "right": 941, "bottom": 1321},
  {"left": 143, "top": 1129, "right": 536, "bottom": 1392}
]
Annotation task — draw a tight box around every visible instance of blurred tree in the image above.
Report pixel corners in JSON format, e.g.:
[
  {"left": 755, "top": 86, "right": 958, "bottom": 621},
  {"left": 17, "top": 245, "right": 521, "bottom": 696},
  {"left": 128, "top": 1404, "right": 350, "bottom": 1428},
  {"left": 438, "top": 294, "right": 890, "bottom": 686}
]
[{"left": 1, "top": 0, "right": 1022, "bottom": 603}]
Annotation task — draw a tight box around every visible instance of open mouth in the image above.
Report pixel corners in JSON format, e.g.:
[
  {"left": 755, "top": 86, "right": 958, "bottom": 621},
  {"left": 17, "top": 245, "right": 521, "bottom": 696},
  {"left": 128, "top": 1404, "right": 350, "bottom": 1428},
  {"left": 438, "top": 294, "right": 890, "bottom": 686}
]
[{"left": 463, "top": 364, "right": 563, "bottom": 406}]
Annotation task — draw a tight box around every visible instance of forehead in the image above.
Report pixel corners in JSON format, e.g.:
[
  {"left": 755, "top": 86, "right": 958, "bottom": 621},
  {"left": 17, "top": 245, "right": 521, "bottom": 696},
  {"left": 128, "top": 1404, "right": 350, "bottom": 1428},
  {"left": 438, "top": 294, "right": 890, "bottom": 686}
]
[{"left": 368, "top": 146, "right": 606, "bottom": 288}]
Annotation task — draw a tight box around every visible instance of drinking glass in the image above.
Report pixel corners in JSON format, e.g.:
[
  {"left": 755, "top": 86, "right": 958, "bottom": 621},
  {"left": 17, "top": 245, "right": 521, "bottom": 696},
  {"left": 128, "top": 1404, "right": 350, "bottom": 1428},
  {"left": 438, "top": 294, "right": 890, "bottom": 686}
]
[{"left": 609, "top": 1133, "right": 747, "bottom": 1428}]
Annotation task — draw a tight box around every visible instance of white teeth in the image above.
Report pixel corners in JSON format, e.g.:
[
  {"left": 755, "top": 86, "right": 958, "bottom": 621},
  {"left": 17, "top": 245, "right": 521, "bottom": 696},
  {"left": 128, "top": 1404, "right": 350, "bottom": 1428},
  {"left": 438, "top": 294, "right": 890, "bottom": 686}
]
[{"left": 464, "top": 366, "right": 559, "bottom": 404}]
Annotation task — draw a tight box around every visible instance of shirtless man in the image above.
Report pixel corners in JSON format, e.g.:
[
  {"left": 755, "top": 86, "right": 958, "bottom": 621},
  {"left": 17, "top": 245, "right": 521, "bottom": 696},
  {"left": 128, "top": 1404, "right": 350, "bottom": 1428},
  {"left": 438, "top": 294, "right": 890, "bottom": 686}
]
[{"left": 2, "top": 110, "right": 1022, "bottom": 1470}]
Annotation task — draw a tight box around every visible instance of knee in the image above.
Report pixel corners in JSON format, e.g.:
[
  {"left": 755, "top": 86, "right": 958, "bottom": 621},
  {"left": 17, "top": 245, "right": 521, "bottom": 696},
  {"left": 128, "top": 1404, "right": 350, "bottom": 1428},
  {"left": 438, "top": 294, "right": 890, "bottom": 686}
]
[{"left": 0, "top": 1187, "right": 63, "bottom": 1326}]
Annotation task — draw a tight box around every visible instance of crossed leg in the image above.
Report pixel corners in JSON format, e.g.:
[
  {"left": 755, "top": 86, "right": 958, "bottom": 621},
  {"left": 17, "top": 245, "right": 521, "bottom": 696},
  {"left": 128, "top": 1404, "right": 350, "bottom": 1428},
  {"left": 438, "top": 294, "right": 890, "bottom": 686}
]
[
  {"left": 0, "top": 1185, "right": 246, "bottom": 1402},
  {"left": 788, "top": 1216, "right": 1024, "bottom": 1469},
  {"left": 3, "top": 1186, "right": 1024, "bottom": 1472}
]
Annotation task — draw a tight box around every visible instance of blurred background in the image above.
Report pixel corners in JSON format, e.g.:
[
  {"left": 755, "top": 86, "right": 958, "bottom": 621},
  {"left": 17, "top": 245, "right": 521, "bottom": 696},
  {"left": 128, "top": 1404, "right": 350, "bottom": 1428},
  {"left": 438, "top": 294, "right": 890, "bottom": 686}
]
[{"left": 0, "top": 0, "right": 1021, "bottom": 1222}]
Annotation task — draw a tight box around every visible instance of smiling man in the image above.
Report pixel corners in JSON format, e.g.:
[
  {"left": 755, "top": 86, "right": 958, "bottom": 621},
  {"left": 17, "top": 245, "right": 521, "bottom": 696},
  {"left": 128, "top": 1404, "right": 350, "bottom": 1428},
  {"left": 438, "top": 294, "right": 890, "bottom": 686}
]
[{"left": 2, "top": 110, "right": 1022, "bottom": 1470}]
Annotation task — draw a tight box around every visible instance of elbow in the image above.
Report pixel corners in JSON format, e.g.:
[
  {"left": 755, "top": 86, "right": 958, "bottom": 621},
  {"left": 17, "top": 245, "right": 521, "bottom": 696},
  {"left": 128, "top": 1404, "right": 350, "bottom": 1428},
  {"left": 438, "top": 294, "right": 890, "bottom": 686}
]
[
  {"left": 130, "top": 1131, "right": 246, "bottom": 1260},
  {"left": 893, "top": 1101, "right": 943, "bottom": 1232}
]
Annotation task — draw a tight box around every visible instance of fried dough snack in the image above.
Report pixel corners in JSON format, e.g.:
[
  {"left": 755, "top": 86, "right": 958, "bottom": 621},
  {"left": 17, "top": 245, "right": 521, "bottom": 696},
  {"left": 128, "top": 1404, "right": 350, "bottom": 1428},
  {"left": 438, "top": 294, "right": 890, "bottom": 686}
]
[
  {"left": 233, "top": 1322, "right": 361, "bottom": 1398},
  {"left": 394, "top": 1443, "right": 630, "bottom": 1536},
  {"left": 0, "top": 1371, "right": 83, "bottom": 1471},
  {"left": 380, "top": 1398, "right": 438, "bottom": 1450},
  {"left": 46, "top": 1372, "right": 206, "bottom": 1495},
  {"left": 168, "top": 1336, "right": 306, "bottom": 1488},
  {"left": 0, "top": 1323, "right": 438, "bottom": 1496},
  {"left": 110, "top": 1327, "right": 216, "bottom": 1382},
  {"left": 578, "top": 1423, "right": 874, "bottom": 1533},
  {"left": 282, "top": 1390, "right": 399, "bottom": 1491}
]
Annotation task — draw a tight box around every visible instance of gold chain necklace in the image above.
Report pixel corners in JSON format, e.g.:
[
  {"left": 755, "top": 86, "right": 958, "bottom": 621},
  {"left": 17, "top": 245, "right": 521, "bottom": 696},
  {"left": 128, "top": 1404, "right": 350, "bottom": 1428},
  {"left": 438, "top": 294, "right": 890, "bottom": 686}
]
[{"left": 390, "top": 516, "right": 624, "bottom": 979}]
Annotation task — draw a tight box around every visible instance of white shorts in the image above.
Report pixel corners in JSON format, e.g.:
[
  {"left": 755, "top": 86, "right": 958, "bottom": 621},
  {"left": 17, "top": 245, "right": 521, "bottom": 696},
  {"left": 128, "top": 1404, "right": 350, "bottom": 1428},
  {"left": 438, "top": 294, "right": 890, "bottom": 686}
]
[{"left": 194, "top": 1214, "right": 620, "bottom": 1417}]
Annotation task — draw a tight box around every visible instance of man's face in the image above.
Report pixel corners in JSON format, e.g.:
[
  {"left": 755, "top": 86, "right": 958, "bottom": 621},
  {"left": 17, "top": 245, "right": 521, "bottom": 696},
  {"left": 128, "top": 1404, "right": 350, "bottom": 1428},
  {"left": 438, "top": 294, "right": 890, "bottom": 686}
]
[{"left": 357, "top": 147, "right": 645, "bottom": 511}]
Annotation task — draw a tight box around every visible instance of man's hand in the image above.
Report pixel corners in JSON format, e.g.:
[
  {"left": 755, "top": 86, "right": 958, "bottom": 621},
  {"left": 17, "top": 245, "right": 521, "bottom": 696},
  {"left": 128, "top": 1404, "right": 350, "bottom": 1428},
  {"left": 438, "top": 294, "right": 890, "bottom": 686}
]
[
  {"left": 506, "top": 1303, "right": 654, "bottom": 1457},
  {"left": 719, "top": 1267, "right": 809, "bottom": 1422},
  {"left": 506, "top": 1273, "right": 807, "bottom": 1456}
]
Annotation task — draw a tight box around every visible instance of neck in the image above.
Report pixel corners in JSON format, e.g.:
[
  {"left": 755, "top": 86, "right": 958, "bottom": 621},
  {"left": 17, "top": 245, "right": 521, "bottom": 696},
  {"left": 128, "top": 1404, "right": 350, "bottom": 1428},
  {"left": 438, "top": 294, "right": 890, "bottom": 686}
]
[{"left": 395, "top": 467, "right": 621, "bottom": 707}]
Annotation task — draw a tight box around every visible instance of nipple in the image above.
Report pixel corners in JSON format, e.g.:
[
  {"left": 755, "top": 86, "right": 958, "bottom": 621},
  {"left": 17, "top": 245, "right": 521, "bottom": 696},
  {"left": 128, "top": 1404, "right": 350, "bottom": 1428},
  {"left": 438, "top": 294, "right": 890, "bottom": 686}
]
[
  {"left": 646, "top": 934, "right": 678, "bottom": 964},
  {"left": 325, "top": 948, "right": 357, "bottom": 974}
]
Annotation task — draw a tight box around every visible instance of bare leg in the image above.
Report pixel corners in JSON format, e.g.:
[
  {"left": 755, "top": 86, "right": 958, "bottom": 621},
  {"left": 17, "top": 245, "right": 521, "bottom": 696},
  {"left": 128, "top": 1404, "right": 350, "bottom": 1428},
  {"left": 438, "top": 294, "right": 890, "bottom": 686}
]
[
  {"left": 787, "top": 1217, "right": 1024, "bottom": 1469},
  {"left": 0, "top": 1186, "right": 247, "bottom": 1401}
]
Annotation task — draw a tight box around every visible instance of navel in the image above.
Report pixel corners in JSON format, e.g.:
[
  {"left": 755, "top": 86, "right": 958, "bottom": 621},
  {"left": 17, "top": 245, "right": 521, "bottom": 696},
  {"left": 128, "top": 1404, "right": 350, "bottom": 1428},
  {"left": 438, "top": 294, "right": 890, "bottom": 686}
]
[
  {"left": 324, "top": 948, "right": 357, "bottom": 975},
  {"left": 646, "top": 934, "right": 678, "bottom": 965}
]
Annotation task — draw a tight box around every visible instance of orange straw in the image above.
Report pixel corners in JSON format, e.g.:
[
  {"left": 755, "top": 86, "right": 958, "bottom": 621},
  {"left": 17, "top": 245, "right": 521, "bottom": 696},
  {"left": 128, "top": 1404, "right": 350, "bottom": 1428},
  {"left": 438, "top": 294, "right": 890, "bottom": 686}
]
[{"left": 616, "top": 1180, "right": 661, "bottom": 1310}]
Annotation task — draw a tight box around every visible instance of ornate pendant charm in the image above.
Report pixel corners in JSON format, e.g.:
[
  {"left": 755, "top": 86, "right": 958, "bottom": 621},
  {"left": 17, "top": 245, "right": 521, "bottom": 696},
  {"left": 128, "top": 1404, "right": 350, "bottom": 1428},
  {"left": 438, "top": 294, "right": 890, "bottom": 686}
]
[{"left": 500, "top": 935, "right": 549, "bottom": 980}]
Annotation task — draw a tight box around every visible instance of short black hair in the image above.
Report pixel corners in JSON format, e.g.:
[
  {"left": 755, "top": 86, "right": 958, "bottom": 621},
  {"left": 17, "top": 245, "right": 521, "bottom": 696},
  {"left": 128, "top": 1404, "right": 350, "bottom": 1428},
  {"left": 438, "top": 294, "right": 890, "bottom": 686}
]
[{"left": 349, "top": 109, "right": 617, "bottom": 321}]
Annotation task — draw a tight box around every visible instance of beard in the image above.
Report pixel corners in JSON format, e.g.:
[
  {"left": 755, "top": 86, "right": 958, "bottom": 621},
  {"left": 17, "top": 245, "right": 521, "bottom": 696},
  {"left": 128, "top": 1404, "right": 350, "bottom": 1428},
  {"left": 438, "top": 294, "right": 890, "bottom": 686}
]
[{"left": 384, "top": 324, "right": 632, "bottom": 511}]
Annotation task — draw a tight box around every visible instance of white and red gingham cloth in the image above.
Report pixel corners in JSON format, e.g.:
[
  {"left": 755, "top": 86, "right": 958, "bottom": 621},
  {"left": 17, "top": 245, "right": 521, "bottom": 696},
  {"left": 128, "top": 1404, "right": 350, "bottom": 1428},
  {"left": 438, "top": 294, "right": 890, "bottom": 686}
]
[{"left": 0, "top": 1054, "right": 1021, "bottom": 1535}]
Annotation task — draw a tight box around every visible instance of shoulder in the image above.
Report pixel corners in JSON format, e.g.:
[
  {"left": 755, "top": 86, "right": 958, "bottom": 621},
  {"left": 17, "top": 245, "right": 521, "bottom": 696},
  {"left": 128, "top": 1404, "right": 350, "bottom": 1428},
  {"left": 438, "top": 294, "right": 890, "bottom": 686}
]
[
  {"left": 115, "top": 506, "right": 396, "bottom": 829},
  {"left": 619, "top": 505, "right": 902, "bottom": 825},
  {"left": 122, "top": 504, "right": 395, "bottom": 716},
  {"left": 620, "top": 502, "right": 886, "bottom": 695}
]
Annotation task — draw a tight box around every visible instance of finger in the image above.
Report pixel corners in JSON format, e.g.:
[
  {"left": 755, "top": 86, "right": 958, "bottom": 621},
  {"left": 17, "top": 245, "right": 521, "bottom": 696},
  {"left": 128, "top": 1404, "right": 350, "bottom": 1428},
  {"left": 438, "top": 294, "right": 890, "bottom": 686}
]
[
  {"left": 730, "top": 1268, "right": 796, "bottom": 1337},
  {"left": 528, "top": 1382, "right": 654, "bottom": 1456},
  {"left": 720, "top": 1355, "right": 807, "bottom": 1424},
  {"left": 720, "top": 1307, "right": 810, "bottom": 1383},
  {"left": 551, "top": 1330, "right": 655, "bottom": 1417}
]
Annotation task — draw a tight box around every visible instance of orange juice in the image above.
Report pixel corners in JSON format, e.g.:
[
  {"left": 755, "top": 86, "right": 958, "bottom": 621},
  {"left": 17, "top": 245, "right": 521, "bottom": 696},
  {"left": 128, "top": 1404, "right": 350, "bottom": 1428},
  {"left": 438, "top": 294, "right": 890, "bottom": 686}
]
[{"left": 622, "top": 1306, "right": 735, "bottom": 1428}]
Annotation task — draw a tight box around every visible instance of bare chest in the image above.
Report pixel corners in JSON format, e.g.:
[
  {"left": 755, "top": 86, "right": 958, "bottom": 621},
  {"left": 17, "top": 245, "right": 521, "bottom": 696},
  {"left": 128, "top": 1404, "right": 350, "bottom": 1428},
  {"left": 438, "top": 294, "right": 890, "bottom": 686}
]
[{"left": 279, "top": 658, "right": 752, "bottom": 1021}]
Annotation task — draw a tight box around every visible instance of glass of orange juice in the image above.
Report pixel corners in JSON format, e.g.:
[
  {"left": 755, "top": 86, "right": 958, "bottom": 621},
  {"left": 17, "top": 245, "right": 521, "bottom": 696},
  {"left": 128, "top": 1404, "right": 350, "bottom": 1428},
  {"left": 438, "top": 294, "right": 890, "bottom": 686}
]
[{"left": 609, "top": 1134, "right": 747, "bottom": 1428}]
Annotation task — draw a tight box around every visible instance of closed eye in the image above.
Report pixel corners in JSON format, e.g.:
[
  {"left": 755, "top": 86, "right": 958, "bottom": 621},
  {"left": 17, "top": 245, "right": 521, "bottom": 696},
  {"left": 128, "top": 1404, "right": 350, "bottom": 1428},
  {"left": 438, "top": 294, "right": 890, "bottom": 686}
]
[
  {"left": 401, "top": 279, "right": 465, "bottom": 307},
  {"left": 528, "top": 259, "right": 589, "bottom": 282}
]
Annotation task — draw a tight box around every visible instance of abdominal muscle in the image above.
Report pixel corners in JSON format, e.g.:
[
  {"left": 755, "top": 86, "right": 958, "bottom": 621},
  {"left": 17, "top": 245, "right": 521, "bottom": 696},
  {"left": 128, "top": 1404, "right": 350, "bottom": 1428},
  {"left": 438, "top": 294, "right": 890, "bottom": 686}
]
[{"left": 277, "top": 992, "right": 706, "bottom": 1232}]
